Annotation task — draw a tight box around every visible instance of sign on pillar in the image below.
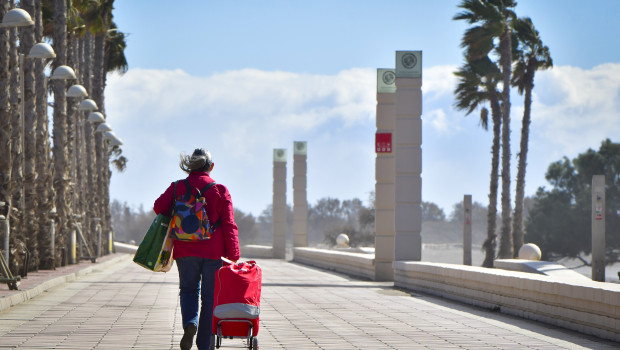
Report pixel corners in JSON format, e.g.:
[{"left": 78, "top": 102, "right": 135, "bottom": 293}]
[
  {"left": 293, "top": 141, "right": 308, "bottom": 247},
  {"left": 591, "top": 175, "right": 605, "bottom": 281},
  {"left": 463, "top": 195, "right": 472, "bottom": 266},
  {"left": 394, "top": 51, "right": 422, "bottom": 261},
  {"left": 273, "top": 149, "right": 287, "bottom": 259},
  {"left": 375, "top": 68, "right": 396, "bottom": 281}
]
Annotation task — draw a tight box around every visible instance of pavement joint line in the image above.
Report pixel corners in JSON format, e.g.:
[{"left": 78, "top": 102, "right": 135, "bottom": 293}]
[{"left": 0, "top": 254, "right": 129, "bottom": 313}]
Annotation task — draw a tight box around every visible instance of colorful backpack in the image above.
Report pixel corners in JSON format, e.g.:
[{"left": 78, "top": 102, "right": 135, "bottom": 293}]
[{"left": 170, "top": 179, "right": 220, "bottom": 241}]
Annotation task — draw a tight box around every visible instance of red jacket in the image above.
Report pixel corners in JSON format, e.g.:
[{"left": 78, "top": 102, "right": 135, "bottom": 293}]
[{"left": 153, "top": 171, "right": 240, "bottom": 261}]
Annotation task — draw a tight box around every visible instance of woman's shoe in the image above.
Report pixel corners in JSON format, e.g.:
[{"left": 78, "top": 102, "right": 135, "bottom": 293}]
[{"left": 180, "top": 323, "right": 197, "bottom": 350}]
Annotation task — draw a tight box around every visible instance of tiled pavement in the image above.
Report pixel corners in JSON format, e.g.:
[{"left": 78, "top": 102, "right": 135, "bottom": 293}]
[{"left": 0, "top": 254, "right": 618, "bottom": 349}]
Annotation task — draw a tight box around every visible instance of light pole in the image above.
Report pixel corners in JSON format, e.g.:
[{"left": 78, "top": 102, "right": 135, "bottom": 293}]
[
  {"left": 77, "top": 99, "right": 99, "bottom": 256},
  {"left": 19, "top": 42, "right": 56, "bottom": 205},
  {"left": 67, "top": 87, "right": 89, "bottom": 213}
]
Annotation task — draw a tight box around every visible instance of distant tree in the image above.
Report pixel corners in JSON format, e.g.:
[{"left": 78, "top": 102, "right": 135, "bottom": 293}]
[
  {"left": 449, "top": 201, "right": 489, "bottom": 228},
  {"left": 255, "top": 205, "right": 272, "bottom": 245},
  {"left": 234, "top": 208, "right": 259, "bottom": 245},
  {"left": 110, "top": 200, "right": 154, "bottom": 245},
  {"left": 525, "top": 139, "right": 620, "bottom": 264},
  {"left": 253, "top": 203, "right": 293, "bottom": 246},
  {"left": 422, "top": 201, "right": 446, "bottom": 222},
  {"left": 308, "top": 197, "right": 345, "bottom": 244},
  {"left": 311, "top": 197, "right": 374, "bottom": 247}
]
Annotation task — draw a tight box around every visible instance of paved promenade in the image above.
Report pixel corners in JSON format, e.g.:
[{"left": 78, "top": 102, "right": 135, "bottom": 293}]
[{"left": 0, "top": 254, "right": 618, "bottom": 349}]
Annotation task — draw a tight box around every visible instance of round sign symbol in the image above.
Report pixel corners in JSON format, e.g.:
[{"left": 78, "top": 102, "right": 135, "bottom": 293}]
[
  {"left": 401, "top": 53, "right": 418, "bottom": 69},
  {"left": 382, "top": 71, "right": 395, "bottom": 85},
  {"left": 276, "top": 150, "right": 285, "bottom": 158}
]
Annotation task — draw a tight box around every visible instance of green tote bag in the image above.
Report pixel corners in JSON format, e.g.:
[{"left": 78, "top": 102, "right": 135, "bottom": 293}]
[{"left": 133, "top": 214, "right": 173, "bottom": 272}]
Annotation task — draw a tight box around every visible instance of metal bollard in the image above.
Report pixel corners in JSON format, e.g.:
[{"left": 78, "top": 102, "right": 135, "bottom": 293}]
[
  {"left": 108, "top": 230, "right": 113, "bottom": 254},
  {"left": 97, "top": 225, "right": 102, "bottom": 257},
  {"left": 50, "top": 219, "right": 55, "bottom": 269},
  {"left": 70, "top": 229, "right": 77, "bottom": 264}
]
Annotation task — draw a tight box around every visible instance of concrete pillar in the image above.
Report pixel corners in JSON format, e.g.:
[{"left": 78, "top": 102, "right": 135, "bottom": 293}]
[
  {"left": 463, "top": 194, "right": 472, "bottom": 266},
  {"left": 394, "top": 51, "right": 422, "bottom": 261},
  {"left": 273, "top": 149, "right": 287, "bottom": 259},
  {"left": 591, "top": 175, "right": 605, "bottom": 281},
  {"left": 374, "top": 68, "right": 396, "bottom": 281},
  {"left": 293, "top": 141, "right": 308, "bottom": 247}
]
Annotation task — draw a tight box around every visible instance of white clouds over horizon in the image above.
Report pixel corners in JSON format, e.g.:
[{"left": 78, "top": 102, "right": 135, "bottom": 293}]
[{"left": 106, "top": 63, "right": 620, "bottom": 215}]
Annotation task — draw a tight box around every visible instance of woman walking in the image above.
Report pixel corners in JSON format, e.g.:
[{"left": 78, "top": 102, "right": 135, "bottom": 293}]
[{"left": 154, "top": 148, "right": 240, "bottom": 350}]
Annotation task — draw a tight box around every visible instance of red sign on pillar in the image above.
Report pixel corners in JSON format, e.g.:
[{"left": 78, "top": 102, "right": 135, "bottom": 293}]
[{"left": 375, "top": 133, "right": 392, "bottom": 153}]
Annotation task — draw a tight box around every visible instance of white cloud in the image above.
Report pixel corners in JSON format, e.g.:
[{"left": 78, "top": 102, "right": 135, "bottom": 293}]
[
  {"left": 427, "top": 108, "right": 454, "bottom": 134},
  {"left": 422, "top": 65, "right": 458, "bottom": 100},
  {"left": 531, "top": 63, "right": 620, "bottom": 155},
  {"left": 105, "top": 67, "right": 378, "bottom": 215},
  {"left": 105, "top": 63, "right": 620, "bottom": 216}
]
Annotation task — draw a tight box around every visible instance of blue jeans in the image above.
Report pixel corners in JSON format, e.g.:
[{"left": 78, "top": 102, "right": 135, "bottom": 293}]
[{"left": 176, "top": 257, "right": 222, "bottom": 350}]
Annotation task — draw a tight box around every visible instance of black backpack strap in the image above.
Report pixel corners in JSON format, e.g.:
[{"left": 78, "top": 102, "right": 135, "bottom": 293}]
[
  {"left": 182, "top": 179, "right": 193, "bottom": 201},
  {"left": 200, "top": 182, "right": 217, "bottom": 195},
  {"left": 198, "top": 182, "right": 222, "bottom": 230}
]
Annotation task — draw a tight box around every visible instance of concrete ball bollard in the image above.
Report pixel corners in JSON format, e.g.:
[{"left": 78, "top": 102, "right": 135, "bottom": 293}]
[
  {"left": 518, "top": 243, "right": 542, "bottom": 261},
  {"left": 336, "top": 233, "right": 350, "bottom": 248}
]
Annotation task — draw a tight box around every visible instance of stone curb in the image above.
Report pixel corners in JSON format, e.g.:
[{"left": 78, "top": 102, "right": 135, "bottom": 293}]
[{"left": 0, "top": 254, "right": 130, "bottom": 313}]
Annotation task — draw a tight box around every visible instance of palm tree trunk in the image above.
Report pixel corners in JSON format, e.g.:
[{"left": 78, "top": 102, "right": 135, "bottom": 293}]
[
  {"left": 75, "top": 35, "right": 89, "bottom": 250},
  {"left": 83, "top": 33, "right": 96, "bottom": 247},
  {"left": 52, "top": 0, "right": 70, "bottom": 266},
  {"left": 0, "top": 2, "right": 13, "bottom": 250},
  {"left": 93, "top": 32, "right": 107, "bottom": 253},
  {"left": 20, "top": 0, "right": 39, "bottom": 270},
  {"left": 498, "top": 28, "right": 513, "bottom": 259},
  {"left": 33, "top": 0, "right": 54, "bottom": 270},
  {"left": 512, "top": 67, "right": 535, "bottom": 256},
  {"left": 482, "top": 95, "right": 501, "bottom": 267},
  {"left": 66, "top": 35, "right": 77, "bottom": 223},
  {"left": 8, "top": 0, "right": 23, "bottom": 273}
]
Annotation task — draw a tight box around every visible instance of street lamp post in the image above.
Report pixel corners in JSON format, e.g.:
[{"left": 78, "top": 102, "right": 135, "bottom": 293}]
[
  {"left": 67, "top": 85, "right": 89, "bottom": 261},
  {"left": 77, "top": 98, "right": 98, "bottom": 256},
  {"left": 19, "top": 42, "right": 56, "bottom": 207}
]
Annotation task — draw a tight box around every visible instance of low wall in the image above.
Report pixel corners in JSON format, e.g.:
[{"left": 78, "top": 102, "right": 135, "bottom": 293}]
[
  {"left": 292, "top": 247, "right": 375, "bottom": 280},
  {"left": 393, "top": 261, "right": 620, "bottom": 342},
  {"left": 114, "top": 241, "right": 137, "bottom": 254},
  {"left": 241, "top": 245, "right": 274, "bottom": 259}
]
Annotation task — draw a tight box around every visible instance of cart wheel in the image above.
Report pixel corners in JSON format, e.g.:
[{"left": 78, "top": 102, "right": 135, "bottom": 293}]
[
  {"left": 209, "top": 334, "right": 215, "bottom": 350},
  {"left": 216, "top": 333, "right": 222, "bottom": 348},
  {"left": 252, "top": 337, "right": 258, "bottom": 350}
]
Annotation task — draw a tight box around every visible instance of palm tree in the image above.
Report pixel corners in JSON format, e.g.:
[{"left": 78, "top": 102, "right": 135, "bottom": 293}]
[
  {"left": 90, "top": 0, "right": 127, "bottom": 253},
  {"left": 454, "top": 59, "right": 502, "bottom": 267},
  {"left": 20, "top": 0, "right": 40, "bottom": 270},
  {"left": 510, "top": 17, "right": 552, "bottom": 256},
  {"left": 104, "top": 23, "right": 129, "bottom": 250},
  {"left": 64, "top": 0, "right": 83, "bottom": 255},
  {"left": 455, "top": 0, "right": 517, "bottom": 259},
  {"left": 51, "top": 0, "right": 71, "bottom": 266},
  {"left": 0, "top": 3, "right": 13, "bottom": 234},
  {"left": 8, "top": 0, "right": 23, "bottom": 271},
  {"left": 0, "top": 2, "right": 16, "bottom": 271},
  {"left": 496, "top": 1, "right": 516, "bottom": 260},
  {"left": 33, "top": 0, "right": 55, "bottom": 269}
]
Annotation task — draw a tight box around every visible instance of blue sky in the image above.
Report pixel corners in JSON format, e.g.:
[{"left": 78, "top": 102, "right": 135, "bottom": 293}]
[{"left": 107, "top": 0, "right": 620, "bottom": 217}]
